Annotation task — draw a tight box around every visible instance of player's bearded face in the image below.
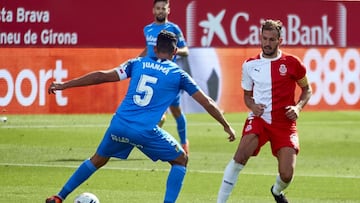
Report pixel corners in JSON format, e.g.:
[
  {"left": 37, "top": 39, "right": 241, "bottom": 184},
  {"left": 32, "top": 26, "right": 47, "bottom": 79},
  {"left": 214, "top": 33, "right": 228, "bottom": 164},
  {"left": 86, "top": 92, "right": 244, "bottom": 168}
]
[
  {"left": 261, "top": 30, "right": 281, "bottom": 58},
  {"left": 153, "top": 3, "right": 169, "bottom": 23},
  {"left": 261, "top": 43, "right": 278, "bottom": 57},
  {"left": 156, "top": 15, "right": 166, "bottom": 23}
]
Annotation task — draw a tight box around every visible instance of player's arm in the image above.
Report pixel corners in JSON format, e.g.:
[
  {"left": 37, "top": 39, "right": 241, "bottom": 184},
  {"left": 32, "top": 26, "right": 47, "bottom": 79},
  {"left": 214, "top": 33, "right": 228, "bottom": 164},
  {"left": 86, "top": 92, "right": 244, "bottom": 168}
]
[
  {"left": 175, "top": 27, "right": 189, "bottom": 57},
  {"left": 296, "top": 76, "right": 312, "bottom": 110},
  {"left": 48, "top": 69, "right": 120, "bottom": 94},
  {"left": 139, "top": 47, "right": 148, "bottom": 57},
  {"left": 242, "top": 62, "right": 265, "bottom": 116},
  {"left": 191, "top": 90, "right": 236, "bottom": 142},
  {"left": 285, "top": 76, "right": 312, "bottom": 120},
  {"left": 175, "top": 46, "right": 189, "bottom": 57},
  {"left": 244, "top": 90, "right": 266, "bottom": 116}
]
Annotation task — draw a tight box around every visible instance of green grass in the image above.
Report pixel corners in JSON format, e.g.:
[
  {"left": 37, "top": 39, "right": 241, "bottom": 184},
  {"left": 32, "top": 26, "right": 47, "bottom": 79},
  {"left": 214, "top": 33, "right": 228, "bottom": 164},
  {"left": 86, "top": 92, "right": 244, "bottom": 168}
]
[{"left": 0, "top": 111, "right": 359, "bottom": 203}]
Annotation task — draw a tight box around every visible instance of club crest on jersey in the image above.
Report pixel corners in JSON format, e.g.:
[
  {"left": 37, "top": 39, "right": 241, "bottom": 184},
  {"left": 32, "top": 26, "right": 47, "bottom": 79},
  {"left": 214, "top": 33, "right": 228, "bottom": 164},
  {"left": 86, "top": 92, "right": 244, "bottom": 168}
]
[{"left": 279, "top": 64, "right": 287, "bottom": 76}]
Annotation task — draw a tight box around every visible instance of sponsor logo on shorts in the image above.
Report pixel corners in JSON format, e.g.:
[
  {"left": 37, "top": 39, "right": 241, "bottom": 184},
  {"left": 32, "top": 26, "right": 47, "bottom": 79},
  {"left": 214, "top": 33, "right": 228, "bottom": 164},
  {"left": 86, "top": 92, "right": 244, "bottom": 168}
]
[
  {"left": 111, "top": 134, "right": 143, "bottom": 149},
  {"left": 245, "top": 124, "right": 252, "bottom": 132},
  {"left": 290, "top": 133, "right": 299, "bottom": 146}
]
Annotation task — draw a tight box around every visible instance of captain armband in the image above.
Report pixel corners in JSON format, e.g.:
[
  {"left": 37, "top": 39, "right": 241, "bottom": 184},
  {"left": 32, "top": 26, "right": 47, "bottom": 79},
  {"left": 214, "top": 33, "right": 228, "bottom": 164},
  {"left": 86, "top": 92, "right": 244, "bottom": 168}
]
[
  {"left": 297, "top": 76, "right": 309, "bottom": 87},
  {"left": 115, "top": 66, "right": 128, "bottom": 80}
]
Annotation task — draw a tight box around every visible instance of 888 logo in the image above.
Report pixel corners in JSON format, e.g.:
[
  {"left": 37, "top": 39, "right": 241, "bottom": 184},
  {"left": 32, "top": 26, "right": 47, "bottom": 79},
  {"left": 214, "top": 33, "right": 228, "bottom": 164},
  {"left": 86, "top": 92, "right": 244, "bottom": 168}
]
[{"left": 303, "top": 48, "right": 360, "bottom": 106}]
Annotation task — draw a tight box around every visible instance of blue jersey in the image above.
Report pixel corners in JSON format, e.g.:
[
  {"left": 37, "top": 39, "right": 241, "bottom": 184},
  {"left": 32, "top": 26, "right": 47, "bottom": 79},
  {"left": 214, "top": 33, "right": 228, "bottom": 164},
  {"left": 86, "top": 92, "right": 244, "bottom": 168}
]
[
  {"left": 143, "top": 22, "right": 187, "bottom": 57},
  {"left": 114, "top": 56, "right": 199, "bottom": 130}
]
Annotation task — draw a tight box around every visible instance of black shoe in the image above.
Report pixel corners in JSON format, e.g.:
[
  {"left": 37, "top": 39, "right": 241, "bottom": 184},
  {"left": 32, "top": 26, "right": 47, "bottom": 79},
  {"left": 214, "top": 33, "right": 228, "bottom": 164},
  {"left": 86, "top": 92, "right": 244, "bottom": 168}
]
[{"left": 271, "top": 185, "right": 289, "bottom": 203}]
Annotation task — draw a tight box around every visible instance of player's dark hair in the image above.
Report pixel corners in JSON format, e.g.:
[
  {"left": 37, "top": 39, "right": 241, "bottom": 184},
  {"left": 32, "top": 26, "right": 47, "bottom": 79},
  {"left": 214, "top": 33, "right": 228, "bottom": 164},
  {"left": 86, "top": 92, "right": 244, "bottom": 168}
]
[
  {"left": 261, "top": 19, "right": 282, "bottom": 38},
  {"left": 153, "top": 0, "right": 169, "bottom": 5},
  {"left": 156, "top": 30, "right": 177, "bottom": 54}
]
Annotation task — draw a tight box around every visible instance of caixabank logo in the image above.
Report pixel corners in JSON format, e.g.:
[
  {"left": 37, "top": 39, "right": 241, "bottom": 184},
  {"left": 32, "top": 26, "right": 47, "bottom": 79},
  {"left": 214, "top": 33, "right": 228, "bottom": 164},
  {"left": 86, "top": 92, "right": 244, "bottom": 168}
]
[{"left": 185, "top": 1, "right": 347, "bottom": 47}]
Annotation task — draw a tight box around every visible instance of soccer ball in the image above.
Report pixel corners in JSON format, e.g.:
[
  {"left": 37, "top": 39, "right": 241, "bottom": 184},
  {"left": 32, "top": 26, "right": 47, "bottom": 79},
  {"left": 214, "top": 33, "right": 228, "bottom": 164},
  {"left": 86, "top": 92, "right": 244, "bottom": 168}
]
[{"left": 74, "top": 192, "right": 100, "bottom": 203}]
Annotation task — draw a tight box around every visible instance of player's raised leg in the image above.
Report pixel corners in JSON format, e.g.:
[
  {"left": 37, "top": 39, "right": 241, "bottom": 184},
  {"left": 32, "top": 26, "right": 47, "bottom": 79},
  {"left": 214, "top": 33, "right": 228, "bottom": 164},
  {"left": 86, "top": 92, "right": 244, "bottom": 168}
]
[{"left": 45, "top": 154, "right": 109, "bottom": 202}]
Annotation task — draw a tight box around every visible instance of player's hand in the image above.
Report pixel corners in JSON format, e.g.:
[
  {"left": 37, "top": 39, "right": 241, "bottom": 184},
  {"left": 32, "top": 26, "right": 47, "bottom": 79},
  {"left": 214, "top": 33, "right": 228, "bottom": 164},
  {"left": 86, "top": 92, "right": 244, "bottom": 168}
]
[
  {"left": 285, "top": 105, "right": 300, "bottom": 121},
  {"left": 48, "top": 82, "right": 64, "bottom": 94},
  {"left": 251, "top": 104, "right": 266, "bottom": 116},
  {"left": 224, "top": 126, "right": 236, "bottom": 142}
]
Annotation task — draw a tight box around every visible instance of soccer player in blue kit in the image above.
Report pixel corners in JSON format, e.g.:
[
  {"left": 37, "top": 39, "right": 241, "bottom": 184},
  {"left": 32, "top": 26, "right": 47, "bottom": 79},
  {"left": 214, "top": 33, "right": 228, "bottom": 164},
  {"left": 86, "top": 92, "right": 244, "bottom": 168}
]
[
  {"left": 139, "top": 0, "right": 190, "bottom": 154},
  {"left": 45, "top": 30, "right": 236, "bottom": 203}
]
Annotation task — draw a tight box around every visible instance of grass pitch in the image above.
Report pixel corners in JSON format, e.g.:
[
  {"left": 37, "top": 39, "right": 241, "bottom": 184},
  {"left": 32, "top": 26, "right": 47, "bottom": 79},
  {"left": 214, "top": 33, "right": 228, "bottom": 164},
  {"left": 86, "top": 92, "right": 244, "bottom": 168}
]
[{"left": 0, "top": 111, "right": 359, "bottom": 203}]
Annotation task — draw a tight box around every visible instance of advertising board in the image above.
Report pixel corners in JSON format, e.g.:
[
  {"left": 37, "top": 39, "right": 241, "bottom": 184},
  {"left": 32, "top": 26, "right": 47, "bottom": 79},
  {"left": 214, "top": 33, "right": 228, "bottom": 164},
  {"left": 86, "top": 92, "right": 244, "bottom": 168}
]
[
  {"left": 1, "top": 47, "right": 359, "bottom": 113},
  {"left": 1, "top": 1, "right": 359, "bottom": 113}
]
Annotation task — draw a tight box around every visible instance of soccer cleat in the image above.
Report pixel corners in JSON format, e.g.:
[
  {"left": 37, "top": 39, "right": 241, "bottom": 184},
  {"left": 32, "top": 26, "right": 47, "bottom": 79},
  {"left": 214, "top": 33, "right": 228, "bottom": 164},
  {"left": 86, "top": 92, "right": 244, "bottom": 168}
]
[
  {"left": 45, "top": 195, "right": 63, "bottom": 203},
  {"left": 271, "top": 185, "right": 289, "bottom": 203},
  {"left": 181, "top": 139, "right": 190, "bottom": 155}
]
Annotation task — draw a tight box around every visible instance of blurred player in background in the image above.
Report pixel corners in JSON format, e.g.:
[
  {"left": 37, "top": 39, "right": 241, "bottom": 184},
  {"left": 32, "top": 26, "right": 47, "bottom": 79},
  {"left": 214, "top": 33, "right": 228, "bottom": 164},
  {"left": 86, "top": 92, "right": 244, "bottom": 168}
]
[
  {"left": 217, "top": 19, "right": 312, "bottom": 203},
  {"left": 139, "top": 0, "right": 191, "bottom": 154},
  {"left": 45, "top": 30, "right": 236, "bottom": 203}
]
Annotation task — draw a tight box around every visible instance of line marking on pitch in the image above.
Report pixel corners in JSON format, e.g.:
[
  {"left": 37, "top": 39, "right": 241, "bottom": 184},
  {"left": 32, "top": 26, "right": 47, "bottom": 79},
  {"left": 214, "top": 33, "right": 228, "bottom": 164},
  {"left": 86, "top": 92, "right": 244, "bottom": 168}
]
[
  {"left": 1, "top": 162, "right": 359, "bottom": 179},
  {"left": 1, "top": 120, "right": 357, "bottom": 129}
]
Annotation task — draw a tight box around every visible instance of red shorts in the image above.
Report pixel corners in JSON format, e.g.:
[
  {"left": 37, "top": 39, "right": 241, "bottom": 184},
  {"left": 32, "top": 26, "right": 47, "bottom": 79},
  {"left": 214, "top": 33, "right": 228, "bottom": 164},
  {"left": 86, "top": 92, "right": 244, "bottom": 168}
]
[{"left": 242, "top": 116, "right": 299, "bottom": 156}]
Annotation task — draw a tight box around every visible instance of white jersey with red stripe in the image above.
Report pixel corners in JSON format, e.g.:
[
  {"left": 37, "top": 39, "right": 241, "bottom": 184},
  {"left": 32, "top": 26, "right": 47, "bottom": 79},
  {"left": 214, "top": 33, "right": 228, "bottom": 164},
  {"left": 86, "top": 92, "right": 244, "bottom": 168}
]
[{"left": 242, "top": 50, "right": 307, "bottom": 124}]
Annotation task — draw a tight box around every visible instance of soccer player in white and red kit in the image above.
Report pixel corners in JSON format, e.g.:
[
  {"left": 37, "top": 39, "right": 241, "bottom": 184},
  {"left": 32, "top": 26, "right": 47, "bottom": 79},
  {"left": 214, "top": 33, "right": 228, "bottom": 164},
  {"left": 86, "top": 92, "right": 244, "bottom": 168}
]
[{"left": 217, "top": 19, "right": 312, "bottom": 203}]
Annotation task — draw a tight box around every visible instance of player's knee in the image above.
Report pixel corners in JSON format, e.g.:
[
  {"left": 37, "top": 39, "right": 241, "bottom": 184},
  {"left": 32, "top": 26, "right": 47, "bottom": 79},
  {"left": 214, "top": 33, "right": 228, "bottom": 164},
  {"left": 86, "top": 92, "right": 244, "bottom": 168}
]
[
  {"left": 279, "top": 171, "right": 294, "bottom": 183},
  {"left": 169, "top": 153, "right": 188, "bottom": 167},
  {"left": 233, "top": 150, "right": 252, "bottom": 165},
  {"left": 233, "top": 155, "right": 249, "bottom": 166},
  {"left": 90, "top": 154, "right": 109, "bottom": 169},
  {"left": 183, "top": 154, "right": 189, "bottom": 166}
]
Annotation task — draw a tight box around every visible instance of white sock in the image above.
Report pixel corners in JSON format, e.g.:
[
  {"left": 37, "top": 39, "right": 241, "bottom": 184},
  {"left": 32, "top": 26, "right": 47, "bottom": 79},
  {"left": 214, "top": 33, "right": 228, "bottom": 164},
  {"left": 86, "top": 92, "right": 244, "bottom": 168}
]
[
  {"left": 272, "top": 175, "right": 290, "bottom": 195},
  {"left": 217, "top": 159, "right": 244, "bottom": 203}
]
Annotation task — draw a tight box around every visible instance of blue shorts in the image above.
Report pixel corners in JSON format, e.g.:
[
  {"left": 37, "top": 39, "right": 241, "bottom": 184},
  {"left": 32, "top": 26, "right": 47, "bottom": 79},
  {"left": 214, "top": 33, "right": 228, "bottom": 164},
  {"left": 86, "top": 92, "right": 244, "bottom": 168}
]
[{"left": 96, "top": 115, "right": 184, "bottom": 161}]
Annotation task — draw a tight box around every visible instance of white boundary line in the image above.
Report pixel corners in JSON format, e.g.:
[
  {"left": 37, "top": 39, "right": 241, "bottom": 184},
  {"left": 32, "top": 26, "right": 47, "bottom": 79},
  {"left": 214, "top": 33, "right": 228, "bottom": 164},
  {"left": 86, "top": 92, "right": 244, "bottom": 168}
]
[
  {"left": 0, "top": 124, "right": 108, "bottom": 128},
  {"left": 1, "top": 120, "right": 358, "bottom": 129},
  {"left": 1, "top": 162, "right": 359, "bottom": 179}
]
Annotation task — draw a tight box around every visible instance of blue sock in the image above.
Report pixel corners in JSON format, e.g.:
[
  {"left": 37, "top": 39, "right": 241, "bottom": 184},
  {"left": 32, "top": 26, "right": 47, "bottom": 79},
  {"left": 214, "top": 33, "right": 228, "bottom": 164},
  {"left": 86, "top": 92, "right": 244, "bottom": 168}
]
[
  {"left": 164, "top": 165, "right": 186, "bottom": 203},
  {"left": 58, "top": 159, "right": 97, "bottom": 200},
  {"left": 175, "top": 113, "right": 187, "bottom": 144}
]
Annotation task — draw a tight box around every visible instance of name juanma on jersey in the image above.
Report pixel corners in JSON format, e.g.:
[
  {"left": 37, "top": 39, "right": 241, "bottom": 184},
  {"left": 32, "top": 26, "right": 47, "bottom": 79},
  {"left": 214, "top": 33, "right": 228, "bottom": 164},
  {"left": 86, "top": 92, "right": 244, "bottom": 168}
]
[{"left": 142, "top": 61, "right": 170, "bottom": 75}]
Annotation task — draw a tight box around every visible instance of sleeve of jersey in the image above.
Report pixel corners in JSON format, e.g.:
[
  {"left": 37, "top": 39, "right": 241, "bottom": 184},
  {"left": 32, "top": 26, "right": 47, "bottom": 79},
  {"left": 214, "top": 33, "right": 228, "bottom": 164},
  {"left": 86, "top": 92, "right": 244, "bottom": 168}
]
[
  {"left": 114, "top": 60, "right": 132, "bottom": 81},
  {"left": 174, "top": 25, "right": 187, "bottom": 48},
  {"left": 180, "top": 71, "right": 200, "bottom": 96},
  {"left": 294, "top": 57, "right": 308, "bottom": 87},
  {"left": 241, "top": 62, "right": 253, "bottom": 91}
]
